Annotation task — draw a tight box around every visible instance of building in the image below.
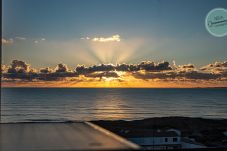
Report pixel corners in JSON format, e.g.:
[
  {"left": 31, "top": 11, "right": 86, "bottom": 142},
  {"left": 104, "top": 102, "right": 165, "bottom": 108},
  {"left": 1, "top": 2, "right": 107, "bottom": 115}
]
[
  {"left": 125, "top": 129, "right": 206, "bottom": 150},
  {"left": 127, "top": 129, "right": 181, "bottom": 150}
]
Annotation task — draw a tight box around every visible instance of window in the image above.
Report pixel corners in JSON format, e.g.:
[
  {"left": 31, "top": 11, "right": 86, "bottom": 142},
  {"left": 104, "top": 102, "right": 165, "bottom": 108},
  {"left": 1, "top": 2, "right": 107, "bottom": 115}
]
[
  {"left": 173, "top": 137, "right": 178, "bottom": 142},
  {"left": 165, "top": 138, "right": 168, "bottom": 142}
]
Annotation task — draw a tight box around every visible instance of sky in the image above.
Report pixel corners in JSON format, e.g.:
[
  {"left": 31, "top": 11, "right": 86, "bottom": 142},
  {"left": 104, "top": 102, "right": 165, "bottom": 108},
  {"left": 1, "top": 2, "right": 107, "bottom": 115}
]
[{"left": 1, "top": 0, "right": 227, "bottom": 87}]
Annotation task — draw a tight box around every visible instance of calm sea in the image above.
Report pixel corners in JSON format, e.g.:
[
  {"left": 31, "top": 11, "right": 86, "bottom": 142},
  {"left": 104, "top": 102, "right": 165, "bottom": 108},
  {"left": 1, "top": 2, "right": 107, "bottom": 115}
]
[{"left": 1, "top": 88, "right": 227, "bottom": 123}]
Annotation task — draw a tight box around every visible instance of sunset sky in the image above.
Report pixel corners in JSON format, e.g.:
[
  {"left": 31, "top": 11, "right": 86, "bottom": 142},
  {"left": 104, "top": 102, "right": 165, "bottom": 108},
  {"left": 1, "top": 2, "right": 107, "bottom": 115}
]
[{"left": 2, "top": 0, "right": 227, "bottom": 87}]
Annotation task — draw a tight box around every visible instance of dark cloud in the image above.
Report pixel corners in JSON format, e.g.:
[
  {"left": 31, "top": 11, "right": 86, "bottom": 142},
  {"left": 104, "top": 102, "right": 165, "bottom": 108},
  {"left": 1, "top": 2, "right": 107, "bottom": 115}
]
[
  {"left": 76, "top": 64, "right": 115, "bottom": 74},
  {"left": 55, "top": 63, "right": 69, "bottom": 73},
  {"left": 132, "top": 70, "right": 221, "bottom": 80},
  {"left": 2, "top": 60, "right": 37, "bottom": 80},
  {"left": 75, "top": 65, "right": 87, "bottom": 74},
  {"left": 40, "top": 67, "right": 52, "bottom": 74},
  {"left": 3, "top": 72, "right": 38, "bottom": 81},
  {"left": 88, "top": 64, "right": 115, "bottom": 72},
  {"left": 38, "top": 64, "right": 77, "bottom": 81},
  {"left": 7, "top": 60, "right": 30, "bottom": 74},
  {"left": 84, "top": 71, "right": 119, "bottom": 79},
  {"left": 37, "top": 72, "right": 78, "bottom": 81},
  {"left": 179, "top": 71, "right": 220, "bottom": 80},
  {"left": 138, "top": 61, "right": 172, "bottom": 71},
  {"left": 3, "top": 60, "right": 77, "bottom": 81},
  {"left": 115, "top": 64, "right": 140, "bottom": 71},
  {"left": 75, "top": 61, "right": 171, "bottom": 74}
]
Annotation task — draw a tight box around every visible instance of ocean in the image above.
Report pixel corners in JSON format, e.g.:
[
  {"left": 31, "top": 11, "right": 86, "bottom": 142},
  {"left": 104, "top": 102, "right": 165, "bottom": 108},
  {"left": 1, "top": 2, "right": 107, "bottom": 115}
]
[{"left": 1, "top": 88, "right": 227, "bottom": 123}]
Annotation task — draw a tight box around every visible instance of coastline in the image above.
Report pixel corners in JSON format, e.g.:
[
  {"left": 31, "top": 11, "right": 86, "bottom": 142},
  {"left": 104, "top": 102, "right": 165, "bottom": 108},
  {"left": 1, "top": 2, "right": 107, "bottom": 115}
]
[{"left": 92, "top": 117, "right": 227, "bottom": 148}]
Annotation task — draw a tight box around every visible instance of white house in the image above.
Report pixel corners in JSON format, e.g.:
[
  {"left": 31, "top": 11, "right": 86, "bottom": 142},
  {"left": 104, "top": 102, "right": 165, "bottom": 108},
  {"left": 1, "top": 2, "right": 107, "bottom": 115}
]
[
  {"left": 125, "top": 129, "right": 206, "bottom": 150},
  {"left": 127, "top": 129, "right": 181, "bottom": 150}
]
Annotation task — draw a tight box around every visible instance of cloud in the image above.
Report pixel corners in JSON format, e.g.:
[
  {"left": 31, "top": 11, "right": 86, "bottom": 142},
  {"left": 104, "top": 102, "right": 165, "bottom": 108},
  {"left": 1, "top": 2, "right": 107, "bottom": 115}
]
[
  {"left": 1, "top": 65, "right": 9, "bottom": 73},
  {"left": 138, "top": 61, "right": 172, "bottom": 71},
  {"left": 3, "top": 37, "right": 46, "bottom": 45},
  {"left": 201, "top": 61, "right": 227, "bottom": 71},
  {"left": 34, "top": 38, "right": 46, "bottom": 44},
  {"left": 75, "top": 61, "right": 172, "bottom": 74},
  {"left": 37, "top": 64, "right": 77, "bottom": 81},
  {"left": 176, "top": 64, "right": 195, "bottom": 72},
  {"left": 132, "top": 71, "right": 177, "bottom": 80},
  {"left": 4, "top": 60, "right": 36, "bottom": 80},
  {"left": 182, "top": 71, "right": 220, "bottom": 80},
  {"left": 2, "top": 60, "right": 78, "bottom": 81},
  {"left": 132, "top": 70, "right": 221, "bottom": 80},
  {"left": 209, "top": 61, "right": 227, "bottom": 68},
  {"left": 3, "top": 60, "right": 37, "bottom": 80},
  {"left": 2, "top": 38, "right": 13, "bottom": 44},
  {"left": 200, "top": 61, "right": 227, "bottom": 77},
  {"left": 55, "top": 63, "right": 70, "bottom": 73},
  {"left": 15, "top": 37, "right": 26, "bottom": 40},
  {"left": 81, "top": 35, "right": 120, "bottom": 42},
  {"left": 76, "top": 64, "right": 115, "bottom": 74},
  {"left": 115, "top": 63, "right": 138, "bottom": 71},
  {"left": 37, "top": 72, "right": 78, "bottom": 81},
  {"left": 7, "top": 60, "right": 31, "bottom": 73},
  {"left": 84, "top": 71, "right": 120, "bottom": 79},
  {"left": 92, "top": 34, "right": 120, "bottom": 42},
  {"left": 40, "top": 67, "right": 53, "bottom": 74},
  {"left": 179, "top": 64, "right": 194, "bottom": 69}
]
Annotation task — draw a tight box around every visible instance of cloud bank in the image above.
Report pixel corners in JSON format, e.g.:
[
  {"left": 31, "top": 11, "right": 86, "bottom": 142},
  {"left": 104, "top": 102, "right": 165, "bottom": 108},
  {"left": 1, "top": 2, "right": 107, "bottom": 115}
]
[{"left": 2, "top": 60, "right": 227, "bottom": 85}]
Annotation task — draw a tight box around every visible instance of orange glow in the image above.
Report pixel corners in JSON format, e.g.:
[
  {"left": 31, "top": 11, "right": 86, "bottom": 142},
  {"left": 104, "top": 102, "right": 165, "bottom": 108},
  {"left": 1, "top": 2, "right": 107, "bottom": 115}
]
[{"left": 2, "top": 76, "right": 227, "bottom": 88}]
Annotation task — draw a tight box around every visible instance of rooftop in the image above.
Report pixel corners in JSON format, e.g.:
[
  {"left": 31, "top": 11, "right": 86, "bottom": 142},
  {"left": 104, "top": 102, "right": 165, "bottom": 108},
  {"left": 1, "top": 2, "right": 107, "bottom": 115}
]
[
  {"left": 0, "top": 122, "right": 140, "bottom": 151},
  {"left": 119, "top": 129, "right": 179, "bottom": 138}
]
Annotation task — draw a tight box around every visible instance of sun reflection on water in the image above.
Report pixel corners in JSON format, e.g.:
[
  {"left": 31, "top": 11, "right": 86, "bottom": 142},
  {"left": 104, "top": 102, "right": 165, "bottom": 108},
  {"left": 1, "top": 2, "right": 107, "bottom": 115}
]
[{"left": 92, "top": 92, "right": 133, "bottom": 120}]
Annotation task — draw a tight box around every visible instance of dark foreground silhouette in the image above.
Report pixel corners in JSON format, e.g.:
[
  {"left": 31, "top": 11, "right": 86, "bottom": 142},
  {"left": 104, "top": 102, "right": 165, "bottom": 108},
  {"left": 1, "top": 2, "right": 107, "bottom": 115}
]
[{"left": 92, "top": 117, "right": 227, "bottom": 148}]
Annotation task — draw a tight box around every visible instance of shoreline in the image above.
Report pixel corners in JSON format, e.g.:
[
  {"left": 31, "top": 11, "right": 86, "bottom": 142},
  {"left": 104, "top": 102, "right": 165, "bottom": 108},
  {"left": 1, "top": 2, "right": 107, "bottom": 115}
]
[
  {"left": 1, "top": 116, "right": 227, "bottom": 123},
  {"left": 92, "top": 117, "right": 227, "bottom": 147}
]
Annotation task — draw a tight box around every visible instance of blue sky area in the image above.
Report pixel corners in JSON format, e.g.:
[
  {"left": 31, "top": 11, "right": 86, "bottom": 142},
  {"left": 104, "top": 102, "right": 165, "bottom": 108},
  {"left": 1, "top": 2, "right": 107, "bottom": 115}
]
[{"left": 2, "top": 0, "right": 227, "bottom": 68}]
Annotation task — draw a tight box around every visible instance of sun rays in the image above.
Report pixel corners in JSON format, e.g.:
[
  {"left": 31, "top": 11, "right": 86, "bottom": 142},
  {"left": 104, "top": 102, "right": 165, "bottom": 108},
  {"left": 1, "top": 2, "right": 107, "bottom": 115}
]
[{"left": 80, "top": 35, "right": 146, "bottom": 65}]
